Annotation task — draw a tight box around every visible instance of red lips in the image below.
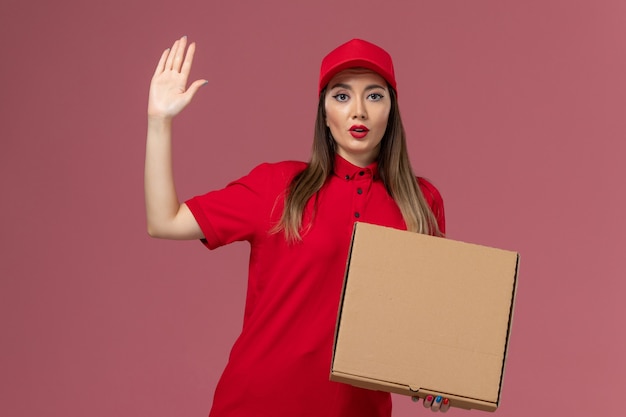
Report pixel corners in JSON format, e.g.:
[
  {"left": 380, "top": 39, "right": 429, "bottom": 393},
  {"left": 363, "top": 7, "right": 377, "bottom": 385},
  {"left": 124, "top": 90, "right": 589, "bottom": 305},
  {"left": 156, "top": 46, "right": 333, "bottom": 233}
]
[{"left": 349, "top": 125, "right": 369, "bottom": 139}]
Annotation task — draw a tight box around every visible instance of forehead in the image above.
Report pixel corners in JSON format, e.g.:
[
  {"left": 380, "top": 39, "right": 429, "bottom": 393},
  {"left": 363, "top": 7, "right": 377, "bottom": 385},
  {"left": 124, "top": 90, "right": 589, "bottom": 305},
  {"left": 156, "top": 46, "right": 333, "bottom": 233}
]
[{"left": 327, "top": 68, "right": 388, "bottom": 89}]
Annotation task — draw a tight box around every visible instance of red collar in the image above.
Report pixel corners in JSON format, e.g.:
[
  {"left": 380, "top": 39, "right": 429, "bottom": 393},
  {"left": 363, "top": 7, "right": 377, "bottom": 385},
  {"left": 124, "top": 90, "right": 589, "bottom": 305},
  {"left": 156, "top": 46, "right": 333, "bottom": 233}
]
[{"left": 332, "top": 154, "right": 379, "bottom": 180}]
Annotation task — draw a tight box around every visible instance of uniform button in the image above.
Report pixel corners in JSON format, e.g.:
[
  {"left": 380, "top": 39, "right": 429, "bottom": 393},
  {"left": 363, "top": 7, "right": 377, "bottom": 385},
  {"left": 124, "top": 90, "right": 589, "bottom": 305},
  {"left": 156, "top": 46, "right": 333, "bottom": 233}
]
[
  {"left": 359, "top": 171, "right": 365, "bottom": 176},
  {"left": 345, "top": 175, "right": 350, "bottom": 180},
  {"left": 354, "top": 212, "right": 360, "bottom": 218},
  {"left": 357, "top": 188, "right": 363, "bottom": 194}
]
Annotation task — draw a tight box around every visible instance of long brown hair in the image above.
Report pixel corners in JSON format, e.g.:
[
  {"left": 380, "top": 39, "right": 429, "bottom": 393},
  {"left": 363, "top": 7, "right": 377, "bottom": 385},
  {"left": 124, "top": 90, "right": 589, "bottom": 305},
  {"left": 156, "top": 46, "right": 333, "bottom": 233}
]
[{"left": 273, "top": 87, "right": 442, "bottom": 242}]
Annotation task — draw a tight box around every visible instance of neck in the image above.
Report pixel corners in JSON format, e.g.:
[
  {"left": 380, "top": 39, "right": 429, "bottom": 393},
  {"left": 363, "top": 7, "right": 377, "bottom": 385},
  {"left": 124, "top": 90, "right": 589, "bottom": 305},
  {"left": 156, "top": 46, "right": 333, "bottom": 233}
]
[{"left": 336, "top": 150, "right": 378, "bottom": 168}]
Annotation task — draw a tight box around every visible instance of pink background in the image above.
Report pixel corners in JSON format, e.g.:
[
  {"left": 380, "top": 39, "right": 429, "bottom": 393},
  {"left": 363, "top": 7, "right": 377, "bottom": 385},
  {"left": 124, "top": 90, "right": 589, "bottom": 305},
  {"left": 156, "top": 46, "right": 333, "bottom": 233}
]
[{"left": 1, "top": 0, "right": 625, "bottom": 416}]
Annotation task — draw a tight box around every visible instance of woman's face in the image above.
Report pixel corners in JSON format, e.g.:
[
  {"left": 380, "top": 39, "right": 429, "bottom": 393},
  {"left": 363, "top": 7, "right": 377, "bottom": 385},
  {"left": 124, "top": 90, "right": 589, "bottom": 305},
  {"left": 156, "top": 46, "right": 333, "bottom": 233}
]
[{"left": 324, "top": 69, "right": 391, "bottom": 167}]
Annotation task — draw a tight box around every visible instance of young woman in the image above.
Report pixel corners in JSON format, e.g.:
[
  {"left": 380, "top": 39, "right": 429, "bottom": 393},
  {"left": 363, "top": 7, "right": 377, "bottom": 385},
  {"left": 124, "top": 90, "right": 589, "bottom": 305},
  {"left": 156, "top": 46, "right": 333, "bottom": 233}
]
[{"left": 145, "top": 36, "right": 447, "bottom": 416}]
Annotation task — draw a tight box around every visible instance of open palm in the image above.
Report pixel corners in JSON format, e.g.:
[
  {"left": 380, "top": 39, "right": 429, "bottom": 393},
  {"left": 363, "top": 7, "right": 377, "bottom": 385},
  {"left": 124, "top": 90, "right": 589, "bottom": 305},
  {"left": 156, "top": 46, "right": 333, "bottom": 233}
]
[{"left": 148, "top": 36, "right": 206, "bottom": 119}]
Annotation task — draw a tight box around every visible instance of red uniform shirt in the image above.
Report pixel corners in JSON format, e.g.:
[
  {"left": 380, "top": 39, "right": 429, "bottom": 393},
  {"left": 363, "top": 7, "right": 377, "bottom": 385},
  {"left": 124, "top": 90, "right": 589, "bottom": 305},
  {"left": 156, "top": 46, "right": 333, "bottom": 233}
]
[{"left": 186, "top": 155, "right": 445, "bottom": 417}]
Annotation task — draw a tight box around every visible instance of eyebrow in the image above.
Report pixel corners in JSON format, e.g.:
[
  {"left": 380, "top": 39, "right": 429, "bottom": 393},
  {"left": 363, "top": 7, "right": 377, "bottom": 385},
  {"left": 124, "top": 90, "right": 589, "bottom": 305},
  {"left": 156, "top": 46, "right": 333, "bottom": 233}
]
[{"left": 329, "top": 83, "right": 387, "bottom": 92}]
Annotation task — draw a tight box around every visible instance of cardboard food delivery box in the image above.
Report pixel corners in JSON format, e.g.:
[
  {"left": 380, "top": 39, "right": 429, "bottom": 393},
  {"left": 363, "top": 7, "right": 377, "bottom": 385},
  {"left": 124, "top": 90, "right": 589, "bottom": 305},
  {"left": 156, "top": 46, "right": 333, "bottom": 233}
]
[{"left": 331, "top": 222, "right": 519, "bottom": 412}]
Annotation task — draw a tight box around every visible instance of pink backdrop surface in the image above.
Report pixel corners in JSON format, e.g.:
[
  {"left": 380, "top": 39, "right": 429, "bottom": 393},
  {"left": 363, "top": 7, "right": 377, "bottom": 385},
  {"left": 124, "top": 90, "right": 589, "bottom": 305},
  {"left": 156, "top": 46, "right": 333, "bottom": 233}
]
[{"left": 1, "top": 0, "right": 625, "bottom": 416}]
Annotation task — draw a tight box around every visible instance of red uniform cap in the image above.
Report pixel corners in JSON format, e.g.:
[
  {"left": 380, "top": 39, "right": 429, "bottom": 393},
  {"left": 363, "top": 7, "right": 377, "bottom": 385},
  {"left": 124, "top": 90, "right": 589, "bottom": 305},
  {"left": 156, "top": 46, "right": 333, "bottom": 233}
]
[{"left": 319, "top": 39, "right": 397, "bottom": 95}]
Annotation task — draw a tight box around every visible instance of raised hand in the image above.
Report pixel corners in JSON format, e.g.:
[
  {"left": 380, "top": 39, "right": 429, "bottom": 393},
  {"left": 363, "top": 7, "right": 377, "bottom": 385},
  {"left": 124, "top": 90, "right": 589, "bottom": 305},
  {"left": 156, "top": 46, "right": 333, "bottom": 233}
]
[
  {"left": 144, "top": 36, "right": 207, "bottom": 241},
  {"left": 148, "top": 36, "right": 207, "bottom": 120}
]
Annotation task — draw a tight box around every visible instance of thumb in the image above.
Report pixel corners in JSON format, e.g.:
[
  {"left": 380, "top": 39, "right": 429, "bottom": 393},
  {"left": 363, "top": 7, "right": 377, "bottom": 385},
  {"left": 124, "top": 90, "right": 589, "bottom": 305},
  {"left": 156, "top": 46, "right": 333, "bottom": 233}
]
[{"left": 184, "top": 79, "right": 209, "bottom": 100}]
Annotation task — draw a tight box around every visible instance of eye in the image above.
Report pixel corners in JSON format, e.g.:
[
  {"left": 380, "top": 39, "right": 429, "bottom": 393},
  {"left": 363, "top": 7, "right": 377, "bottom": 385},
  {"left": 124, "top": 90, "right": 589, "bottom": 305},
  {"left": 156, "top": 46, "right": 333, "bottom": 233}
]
[
  {"left": 368, "top": 93, "right": 384, "bottom": 101},
  {"left": 333, "top": 93, "right": 349, "bottom": 102}
]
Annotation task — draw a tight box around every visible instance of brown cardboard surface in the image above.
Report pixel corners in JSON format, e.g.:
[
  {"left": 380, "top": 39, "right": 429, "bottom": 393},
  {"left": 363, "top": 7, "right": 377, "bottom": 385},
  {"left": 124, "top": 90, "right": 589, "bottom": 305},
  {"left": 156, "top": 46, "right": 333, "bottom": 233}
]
[{"left": 331, "top": 223, "right": 519, "bottom": 412}]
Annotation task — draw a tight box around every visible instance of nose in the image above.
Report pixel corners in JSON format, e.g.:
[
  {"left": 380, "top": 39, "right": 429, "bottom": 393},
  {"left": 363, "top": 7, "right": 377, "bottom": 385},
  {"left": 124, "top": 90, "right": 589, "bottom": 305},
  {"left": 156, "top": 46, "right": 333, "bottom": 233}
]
[{"left": 352, "top": 97, "right": 367, "bottom": 119}]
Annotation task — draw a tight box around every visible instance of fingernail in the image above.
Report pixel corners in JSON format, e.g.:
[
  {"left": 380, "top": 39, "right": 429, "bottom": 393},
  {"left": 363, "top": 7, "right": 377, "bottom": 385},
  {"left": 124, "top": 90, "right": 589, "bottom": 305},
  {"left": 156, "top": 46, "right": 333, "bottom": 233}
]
[
  {"left": 440, "top": 398, "right": 450, "bottom": 413},
  {"left": 423, "top": 395, "right": 434, "bottom": 408},
  {"left": 431, "top": 397, "right": 442, "bottom": 411}
]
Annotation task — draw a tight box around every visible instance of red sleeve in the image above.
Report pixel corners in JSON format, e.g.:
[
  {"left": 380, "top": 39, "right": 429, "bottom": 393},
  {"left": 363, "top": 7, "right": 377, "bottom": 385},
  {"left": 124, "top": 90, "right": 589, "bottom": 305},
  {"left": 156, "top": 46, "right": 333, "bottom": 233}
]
[
  {"left": 417, "top": 177, "right": 446, "bottom": 235},
  {"left": 185, "top": 162, "right": 304, "bottom": 250}
]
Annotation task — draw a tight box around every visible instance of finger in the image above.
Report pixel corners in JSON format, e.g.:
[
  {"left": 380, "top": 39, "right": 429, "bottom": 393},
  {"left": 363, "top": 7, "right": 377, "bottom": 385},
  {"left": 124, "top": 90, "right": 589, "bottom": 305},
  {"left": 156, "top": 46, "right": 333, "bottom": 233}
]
[
  {"left": 431, "top": 396, "right": 442, "bottom": 412},
  {"left": 184, "top": 79, "right": 208, "bottom": 100},
  {"left": 440, "top": 398, "right": 450, "bottom": 413},
  {"left": 165, "top": 39, "right": 181, "bottom": 70},
  {"left": 180, "top": 41, "right": 196, "bottom": 78},
  {"left": 153, "top": 48, "right": 170, "bottom": 77},
  {"left": 172, "top": 36, "right": 188, "bottom": 72},
  {"left": 423, "top": 395, "right": 434, "bottom": 408}
]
